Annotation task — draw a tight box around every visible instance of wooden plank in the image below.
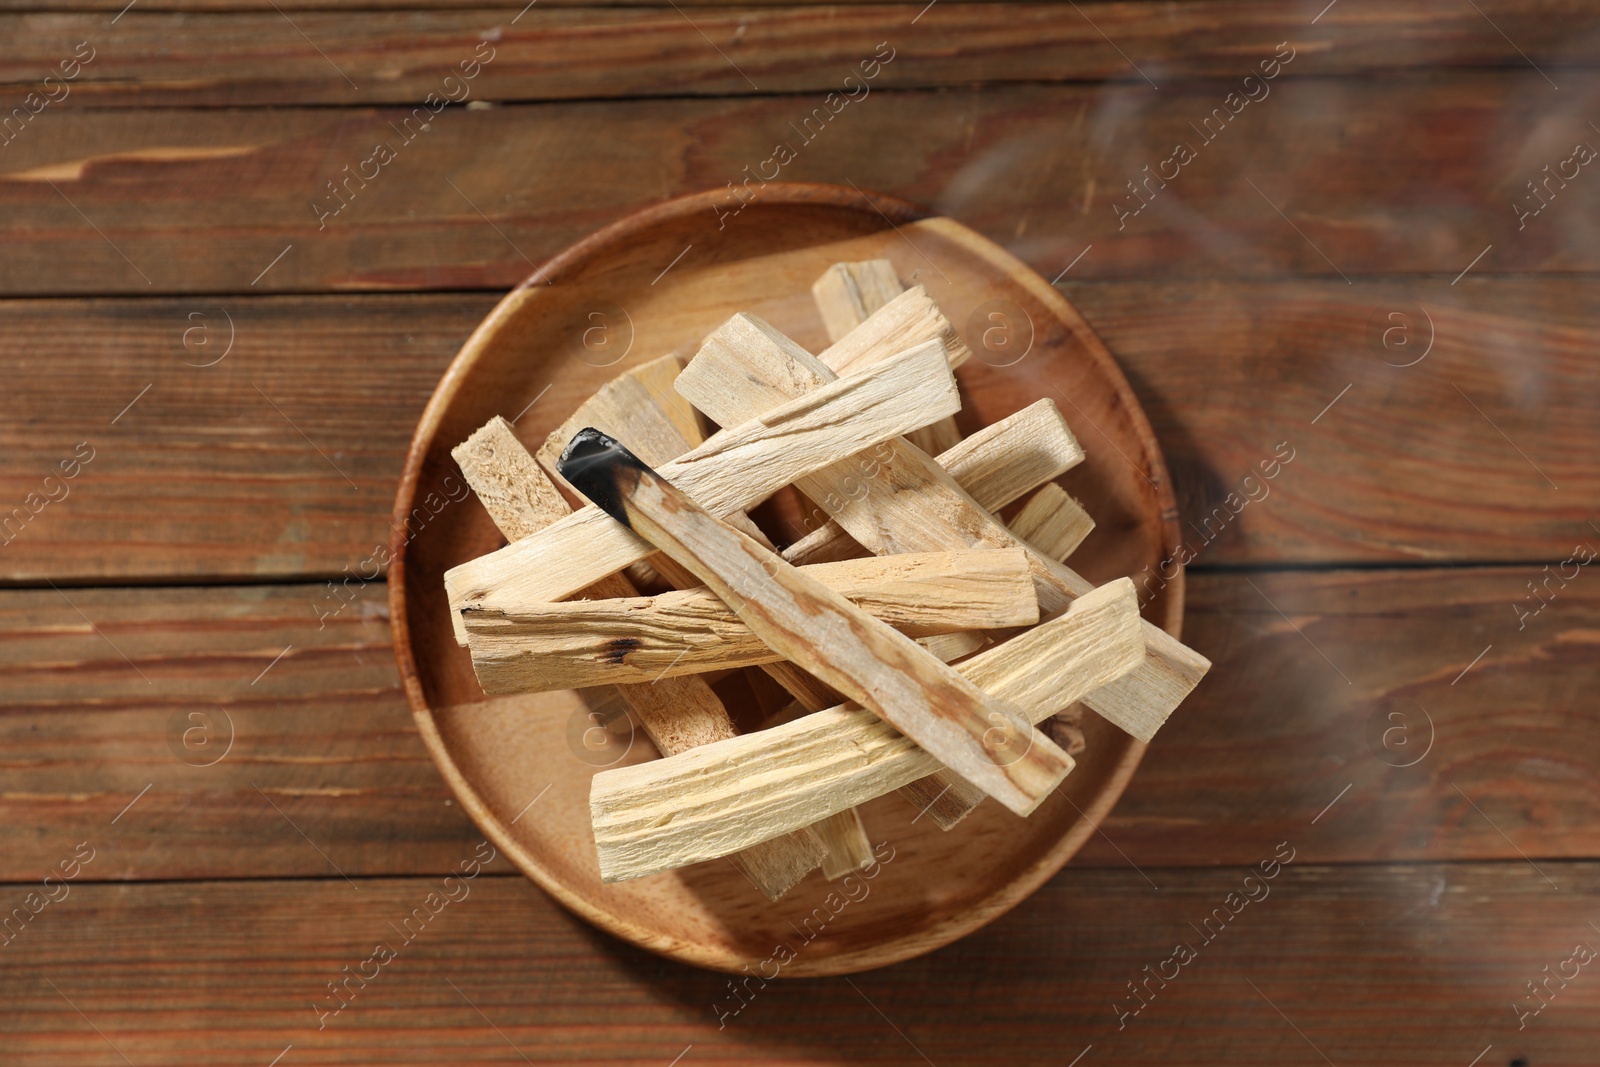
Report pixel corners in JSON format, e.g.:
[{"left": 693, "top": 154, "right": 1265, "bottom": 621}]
[
  {"left": 0, "top": 566, "right": 1594, "bottom": 881},
  {"left": 589, "top": 579, "right": 1140, "bottom": 881},
  {"left": 7, "top": 72, "right": 1600, "bottom": 294},
  {"left": 451, "top": 416, "right": 825, "bottom": 898},
  {"left": 678, "top": 311, "right": 1209, "bottom": 742},
  {"left": 444, "top": 341, "right": 958, "bottom": 618},
  {"left": 1, "top": 863, "right": 1597, "bottom": 1064},
  {"left": 0, "top": 581, "right": 487, "bottom": 882},
  {"left": 0, "top": 293, "right": 487, "bottom": 583},
  {"left": 3, "top": 2, "right": 1598, "bottom": 101},
  {"left": 0, "top": 278, "right": 1591, "bottom": 581},
  {"left": 1075, "top": 564, "right": 1600, "bottom": 868},
  {"left": 560, "top": 430, "right": 1073, "bottom": 819},
  {"left": 463, "top": 547, "right": 1039, "bottom": 692},
  {"left": 1061, "top": 277, "right": 1600, "bottom": 564}
]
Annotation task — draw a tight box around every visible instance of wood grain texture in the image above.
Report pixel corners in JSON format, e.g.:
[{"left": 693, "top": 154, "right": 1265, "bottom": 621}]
[
  {"left": 3, "top": 1, "right": 1598, "bottom": 101},
  {"left": 7, "top": 72, "right": 1600, "bottom": 294},
  {"left": 388, "top": 194, "right": 1180, "bottom": 971},
  {"left": 589, "top": 579, "right": 1141, "bottom": 881},
  {"left": 444, "top": 341, "right": 958, "bottom": 616},
  {"left": 813, "top": 806, "right": 874, "bottom": 880},
  {"left": 1062, "top": 277, "right": 1600, "bottom": 564},
  {"left": 0, "top": 276, "right": 1589, "bottom": 581},
  {"left": 534, "top": 354, "right": 705, "bottom": 490},
  {"left": 1, "top": 863, "right": 1596, "bottom": 1064},
  {"left": 0, "top": 293, "right": 486, "bottom": 583},
  {"left": 0, "top": 581, "right": 492, "bottom": 882},
  {"left": 0, "top": 566, "right": 1593, "bottom": 883},
  {"left": 812, "top": 260, "right": 904, "bottom": 343},
  {"left": 1010, "top": 482, "right": 1094, "bottom": 561},
  {"left": 573, "top": 450, "right": 1073, "bottom": 822},
  {"left": 528, "top": 344, "right": 871, "bottom": 875},
  {"left": 781, "top": 397, "right": 1083, "bottom": 567},
  {"left": 811, "top": 259, "right": 960, "bottom": 455},
  {"left": 464, "top": 548, "right": 1038, "bottom": 692},
  {"left": 450, "top": 416, "right": 825, "bottom": 897},
  {"left": 679, "top": 308, "right": 1207, "bottom": 741},
  {"left": 1077, "top": 565, "right": 1600, "bottom": 869}
]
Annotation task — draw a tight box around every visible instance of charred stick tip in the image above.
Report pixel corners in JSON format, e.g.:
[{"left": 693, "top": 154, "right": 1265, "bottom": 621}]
[{"left": 557, "top": 427, "right": 652, "bottom": 527}]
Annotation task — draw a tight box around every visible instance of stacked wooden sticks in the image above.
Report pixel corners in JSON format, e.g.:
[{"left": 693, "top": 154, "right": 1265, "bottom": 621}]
[{"left": 442, "top": 261, "right": 1211, "bottom": 900}]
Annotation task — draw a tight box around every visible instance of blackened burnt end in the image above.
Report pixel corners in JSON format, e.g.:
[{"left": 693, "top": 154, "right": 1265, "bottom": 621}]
[
  {"left": 600, "top": 636, "right": 642, "bottom": 665},
  {"left": 557, "top": 427, "right": 653, "bottom": 527}
]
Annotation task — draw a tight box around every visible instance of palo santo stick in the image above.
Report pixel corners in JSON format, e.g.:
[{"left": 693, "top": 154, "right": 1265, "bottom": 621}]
[
  {"left": 813, "top": 262, "right": 961, "bottom": 457},
  {"left": 894, "top": 493, "right": 1088, "bottom": 833},
  {"left": 820, "top": 285, "right": 972, "bottom": 377},
  {"left": 445, "top": 340, "right": 959, "bottom": 619},
  {"left": 755, "top": 630, "right": 986, "bottom": 734},
  {"left": 536, "top": 354, "right": 706, "bottom": 479},
  {"left": 589, "top": 579, "right": 1144, "bottom": 883},
  {"left": 678, "top": 313, "right": 1209, "bottom": 744},
  {"left": 558, "top": 429, "right": 1073, "bottom": 817},
  {"left": 536, "top": 353, "right": 775, "bottom": 552},
  {"left": 782, "top": 398, "right": 1084, "bottom": 567},
  {"left": 754, "top": 626, "right": 986, "bottom": 745},
  {"left": 451, "top": 417, "right": 823, "bottom": 898},
  {"left": 541, "top": 350, "right": 871, "bottom": 876},
  {"left": 815, "top": 808, "right": 874, "bottom": 880},
  {"left": 917, "top": 630, "right": 987, "bottom": 663},
  {"left": 464, "top": 548, "right": 1037, "bottom": 693},
  {"left": 1010, "top": 483, "right": 1095, "bottom": 562},
  {"left": 812, "top": 260, "right": 904, "bottom": 342}
]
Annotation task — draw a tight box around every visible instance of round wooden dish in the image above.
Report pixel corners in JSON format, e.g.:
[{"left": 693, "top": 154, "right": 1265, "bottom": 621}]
[{"left": 390, "top": 183, "right": 1184, "bottom": 977}]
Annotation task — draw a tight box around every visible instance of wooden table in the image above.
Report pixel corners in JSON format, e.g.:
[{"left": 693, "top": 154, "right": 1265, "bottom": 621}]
[{"left": 2, "top": 2, "right": 1597, "bottom": 1062}]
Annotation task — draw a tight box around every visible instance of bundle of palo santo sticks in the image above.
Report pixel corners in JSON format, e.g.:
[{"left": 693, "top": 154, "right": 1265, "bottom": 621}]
[{"left": 441, "top": 260, "right": 1211, "bottom": 901}]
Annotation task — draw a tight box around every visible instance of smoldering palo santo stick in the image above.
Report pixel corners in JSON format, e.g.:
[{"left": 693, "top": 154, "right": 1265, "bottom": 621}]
[{"left": 557, "top": 428, "right": 1074, "bottom": 817}]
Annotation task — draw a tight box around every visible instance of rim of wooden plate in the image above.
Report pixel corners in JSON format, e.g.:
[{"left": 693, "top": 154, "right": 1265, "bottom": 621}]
[{"left": 388, "top": 182, "right": 1185, "bottom": 976}]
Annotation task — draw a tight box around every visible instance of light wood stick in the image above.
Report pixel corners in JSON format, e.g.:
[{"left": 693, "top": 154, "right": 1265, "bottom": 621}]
[
  {"left": 677, "top": 314, "right": 1209, "bottom": 743},
  {"left": 932, "top": 402, "right": 1085, "bottom": 515},
  {"left": 1010, "top": 483, "right": 1095, "bottom": 562},
  {"left": 783, "top": 398, "right": 1084, "bottom": 567},
  {"left": 535, "top": 353, "right": 775, "bottom": 552},
  {"left": 812, "top": 262, "right": 962, "bottom": 457},
  {"left": 536, "top": 354, "right": 705, "bottom": 479},
  {"left": 464, "top": 548, "right": 1038, "bottom": 692},
  {"left": 812, "top": 260, "right": 904, "bottom": 342},
  {"left": 917, "top": 630, "right": 987, "bottom": 663},
  {"left": 814, "top": 808, "right": 874, "bottom": 881},
  {"left": 451, "top": 417, "right": 823, "bottom": 898},
  {"left": 541, "top": 352, "right": 872, "bottom": 879},
  {"left": 756, "top": 625, "right": 982, "bottom": 734},
  {"left": 820, "top": 284, "right": 972, "bottom": 377},
  {"left": 589, "top": 579, "right": 1145, "bottom": 883},
  {"left": 444, "top": 340, "right": 959, "bottom": 619},
  {"left": 557, "top": 430, "right": 1074, "bottom": 817}
]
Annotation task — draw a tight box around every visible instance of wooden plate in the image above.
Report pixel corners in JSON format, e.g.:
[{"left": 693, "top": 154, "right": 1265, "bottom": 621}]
[{"left": 390, "top": 183, "right": 1184, "bottom": 977}]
